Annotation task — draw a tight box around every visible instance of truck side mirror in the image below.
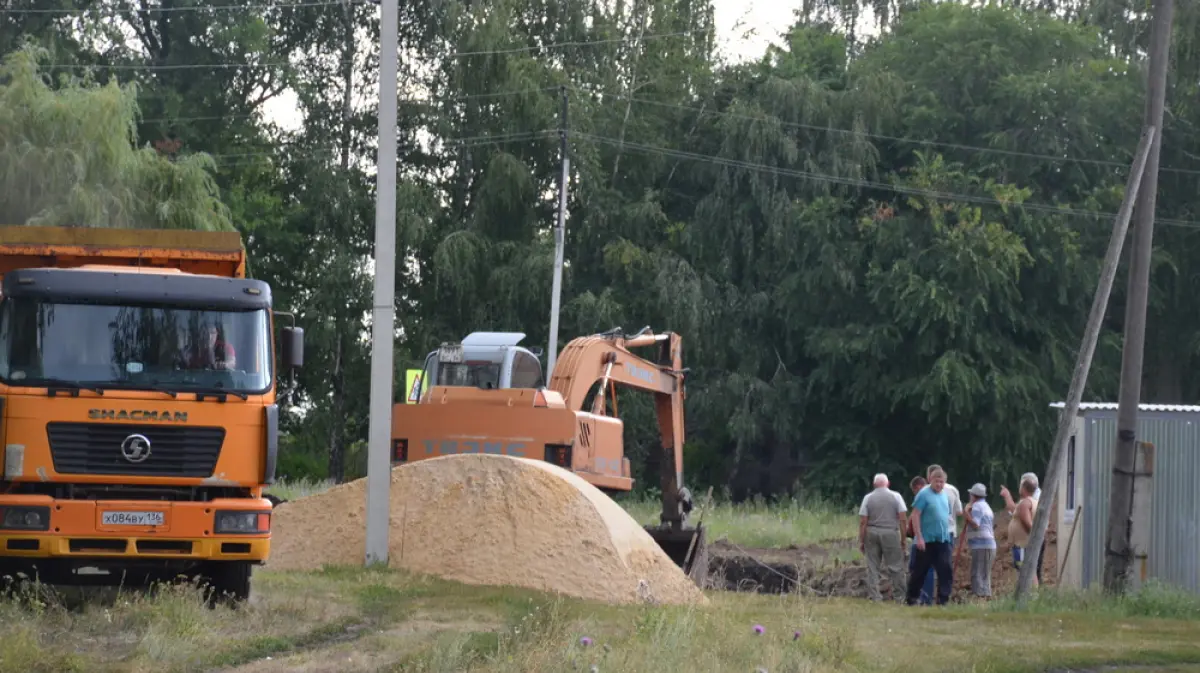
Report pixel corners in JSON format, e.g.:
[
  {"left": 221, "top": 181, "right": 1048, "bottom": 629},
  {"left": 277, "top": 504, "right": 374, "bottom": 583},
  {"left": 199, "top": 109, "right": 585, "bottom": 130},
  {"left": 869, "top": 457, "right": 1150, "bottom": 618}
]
[{"left": 281, "top": 326, "right": 304, "bottom": 370}]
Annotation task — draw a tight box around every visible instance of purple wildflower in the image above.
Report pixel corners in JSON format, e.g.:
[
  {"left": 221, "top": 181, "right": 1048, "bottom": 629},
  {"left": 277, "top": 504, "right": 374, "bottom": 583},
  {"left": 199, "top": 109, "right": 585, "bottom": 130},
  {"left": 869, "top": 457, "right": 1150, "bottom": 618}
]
[
  {"left": 793, "top": 630, "right": 803, "bottom": 641},
  {"left": 753, "top": 624, "right": 765, "bottom": 635},
  {"left": 579, "top": 636, "right": 593, "bottom": 647}
]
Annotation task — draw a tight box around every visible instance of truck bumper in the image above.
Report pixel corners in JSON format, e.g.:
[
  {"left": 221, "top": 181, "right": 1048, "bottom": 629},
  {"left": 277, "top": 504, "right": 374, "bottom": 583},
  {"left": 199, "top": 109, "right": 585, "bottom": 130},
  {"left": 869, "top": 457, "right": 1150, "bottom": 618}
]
[{"left": 0, "top": 494, "right": 271, "bottom": 564}]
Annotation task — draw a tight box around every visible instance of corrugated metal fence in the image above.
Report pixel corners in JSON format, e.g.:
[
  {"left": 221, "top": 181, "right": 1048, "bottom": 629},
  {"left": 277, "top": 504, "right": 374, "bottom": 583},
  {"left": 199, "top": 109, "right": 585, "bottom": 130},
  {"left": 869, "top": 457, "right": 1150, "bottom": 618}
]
[{"left": 1080, "top": 410, "right": 1200, "bottom": 593}]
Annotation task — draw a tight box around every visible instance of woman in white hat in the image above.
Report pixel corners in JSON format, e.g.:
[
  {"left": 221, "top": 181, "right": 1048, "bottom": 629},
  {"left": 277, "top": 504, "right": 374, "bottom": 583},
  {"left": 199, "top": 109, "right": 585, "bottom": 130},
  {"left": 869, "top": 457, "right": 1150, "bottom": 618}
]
[{"left": 956, "top": 483, "right": 996, "bottom": 598}]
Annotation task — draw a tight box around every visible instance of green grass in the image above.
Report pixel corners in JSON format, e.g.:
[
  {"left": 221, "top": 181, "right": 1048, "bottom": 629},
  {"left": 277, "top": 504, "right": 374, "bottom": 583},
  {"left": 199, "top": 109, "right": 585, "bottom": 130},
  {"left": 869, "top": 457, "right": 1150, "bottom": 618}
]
[
  {"left": 266, "top": 477, "right": 335, "bottom": 501},
  {"left": 986, "top": 580, "right": 1200, "bottom": 620},
  {"left": 2, "top": 567, "right": 1198, "bottom": 673},
  {"left": 617, "top": 492, "right": 860, "bottom": 548}
]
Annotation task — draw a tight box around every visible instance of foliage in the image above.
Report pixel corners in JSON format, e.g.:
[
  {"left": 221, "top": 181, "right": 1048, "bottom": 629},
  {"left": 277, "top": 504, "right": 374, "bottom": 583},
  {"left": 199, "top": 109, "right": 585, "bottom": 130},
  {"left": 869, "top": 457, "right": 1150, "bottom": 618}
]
[
  {"left": 6, "top": 0, "right": 1200, "bottom": 503},
  {"left": 0, "top": 46, "right": 231, "bottom": 230}
]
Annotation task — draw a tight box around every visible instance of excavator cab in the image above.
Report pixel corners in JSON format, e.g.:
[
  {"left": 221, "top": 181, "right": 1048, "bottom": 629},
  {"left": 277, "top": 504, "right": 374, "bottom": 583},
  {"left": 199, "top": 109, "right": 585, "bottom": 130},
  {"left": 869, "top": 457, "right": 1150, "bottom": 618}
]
[{"left": 415, "top": 332, "right": 544, "bottom": 399}]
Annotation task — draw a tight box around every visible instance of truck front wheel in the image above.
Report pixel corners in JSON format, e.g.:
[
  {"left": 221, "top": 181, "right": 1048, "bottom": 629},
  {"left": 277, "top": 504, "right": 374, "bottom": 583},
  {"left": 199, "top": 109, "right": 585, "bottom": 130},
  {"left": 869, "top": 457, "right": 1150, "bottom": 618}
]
[{"left": 200, "top": 561, "right": 252, "bottom": 607}]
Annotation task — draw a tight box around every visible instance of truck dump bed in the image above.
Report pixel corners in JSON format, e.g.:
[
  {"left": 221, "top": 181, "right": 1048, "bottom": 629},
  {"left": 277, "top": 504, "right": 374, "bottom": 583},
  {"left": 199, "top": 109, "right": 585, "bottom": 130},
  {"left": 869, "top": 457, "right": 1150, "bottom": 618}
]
[{"left": 0, "top": 226, "right": 246, "bottom": 280}]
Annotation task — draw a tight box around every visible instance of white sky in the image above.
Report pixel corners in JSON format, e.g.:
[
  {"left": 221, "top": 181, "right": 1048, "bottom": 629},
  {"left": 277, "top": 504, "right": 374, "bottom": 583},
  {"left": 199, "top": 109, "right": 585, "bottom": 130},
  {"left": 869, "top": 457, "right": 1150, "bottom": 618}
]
[{"left": 262, "top": 0, "right": 800, "bottom": 131}]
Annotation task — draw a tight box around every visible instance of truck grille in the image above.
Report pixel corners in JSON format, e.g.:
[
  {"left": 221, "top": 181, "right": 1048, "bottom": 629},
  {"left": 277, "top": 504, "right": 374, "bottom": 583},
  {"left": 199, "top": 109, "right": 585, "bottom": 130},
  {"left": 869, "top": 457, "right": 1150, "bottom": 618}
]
[{"left": 47, "top": 422, "right": 225, "bottom": 478}]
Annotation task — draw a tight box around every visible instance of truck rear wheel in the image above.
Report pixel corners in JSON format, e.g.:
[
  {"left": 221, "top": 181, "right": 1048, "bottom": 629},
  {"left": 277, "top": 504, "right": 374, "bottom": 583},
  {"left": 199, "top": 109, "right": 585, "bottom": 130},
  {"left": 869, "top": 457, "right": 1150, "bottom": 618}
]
[{"left": 200, "top": 561, "right": 251, "bottom": 607}]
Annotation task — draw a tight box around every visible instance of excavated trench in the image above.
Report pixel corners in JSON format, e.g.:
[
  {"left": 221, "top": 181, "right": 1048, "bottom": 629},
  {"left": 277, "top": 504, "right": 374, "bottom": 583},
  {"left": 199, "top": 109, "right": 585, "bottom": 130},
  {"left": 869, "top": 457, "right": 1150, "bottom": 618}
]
[{"left": 703, "top": 509, "right": 1059, "bottom": 600}]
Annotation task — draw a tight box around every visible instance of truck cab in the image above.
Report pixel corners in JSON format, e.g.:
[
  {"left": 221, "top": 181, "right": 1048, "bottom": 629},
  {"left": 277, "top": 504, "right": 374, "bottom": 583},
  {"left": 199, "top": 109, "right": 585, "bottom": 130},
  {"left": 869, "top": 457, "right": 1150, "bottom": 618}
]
[
  {"left": 0, "top": 226, "right": 303, "bottom": 603},
  {"left": 414, "top": 331, "right": 545, "bottom": 399}
]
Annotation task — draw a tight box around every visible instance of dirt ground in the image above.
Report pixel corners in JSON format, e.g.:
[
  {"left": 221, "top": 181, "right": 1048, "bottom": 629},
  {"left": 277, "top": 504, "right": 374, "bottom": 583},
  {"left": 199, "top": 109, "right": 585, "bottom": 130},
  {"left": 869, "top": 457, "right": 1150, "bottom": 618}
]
[{"left": 706, "top": 509, "right": 1058, "bottom": 601}]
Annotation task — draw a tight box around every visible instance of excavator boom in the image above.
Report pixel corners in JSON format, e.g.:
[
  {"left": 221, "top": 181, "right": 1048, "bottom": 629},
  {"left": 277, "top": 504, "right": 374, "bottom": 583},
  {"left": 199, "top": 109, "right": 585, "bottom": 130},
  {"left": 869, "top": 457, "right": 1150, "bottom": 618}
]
[{"left": 389, "top": 327, "right": 707, "bottom": 587}]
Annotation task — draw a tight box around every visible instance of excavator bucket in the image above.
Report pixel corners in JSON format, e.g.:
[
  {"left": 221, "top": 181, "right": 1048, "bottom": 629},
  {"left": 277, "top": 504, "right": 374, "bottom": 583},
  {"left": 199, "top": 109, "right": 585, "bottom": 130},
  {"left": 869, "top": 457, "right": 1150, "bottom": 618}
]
[{"left": 644, "top": 523, "right": 709, "bottom": 589}]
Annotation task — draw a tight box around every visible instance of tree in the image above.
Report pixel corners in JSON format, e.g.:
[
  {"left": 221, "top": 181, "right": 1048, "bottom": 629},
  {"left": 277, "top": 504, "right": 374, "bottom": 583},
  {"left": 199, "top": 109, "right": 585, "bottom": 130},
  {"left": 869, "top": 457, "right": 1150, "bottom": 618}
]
[{"left": 0, "top": 45, "right": 231, "bottom": 231}]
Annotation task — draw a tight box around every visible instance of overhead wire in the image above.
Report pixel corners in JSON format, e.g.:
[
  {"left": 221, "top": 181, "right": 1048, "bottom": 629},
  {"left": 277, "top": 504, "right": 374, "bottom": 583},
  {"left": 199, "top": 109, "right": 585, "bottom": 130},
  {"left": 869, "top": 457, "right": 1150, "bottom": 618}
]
[
  {"left": 27, "top": 7, "right": 1196, "bottom": 176},
  {"left": 31, "top": 27, "right": 712, "bottom": 70},
  {"left": 0, "top": 0, "right": 347, "bottom": 14},
  {"left": 588, "top": 90, "right": 1200, "bottom": 178},
  {"left": 136, "top": 81, "right": 1200, "bottom": 180},
  {"left": 20, "top": 8, "right": 1193, "bottom": 216},
  {"left": 182, "top": 122, "right": 1200, "bottom": 230},
  {"left": 134, "top": 86, "right": 557, "bottom": 124},
  {"left": 208, "top": 129, "right": 555, "bottom": 165},
  {"left": 570, "top": 131, "right": 1200, "bottom": 230}
]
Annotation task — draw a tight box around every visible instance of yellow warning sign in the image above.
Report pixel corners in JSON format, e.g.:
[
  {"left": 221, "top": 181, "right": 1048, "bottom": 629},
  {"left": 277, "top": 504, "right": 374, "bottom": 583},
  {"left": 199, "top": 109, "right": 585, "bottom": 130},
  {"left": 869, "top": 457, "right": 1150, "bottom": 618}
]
[{"left": 405, "top": 369, "right": 423, "bottom": 404}]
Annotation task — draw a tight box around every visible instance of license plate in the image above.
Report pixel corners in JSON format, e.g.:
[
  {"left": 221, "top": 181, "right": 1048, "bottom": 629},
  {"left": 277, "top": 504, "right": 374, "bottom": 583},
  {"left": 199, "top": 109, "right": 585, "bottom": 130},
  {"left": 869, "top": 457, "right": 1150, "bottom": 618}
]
[{"left": 102, "top": 511, "right": 165, "bottom": 526}]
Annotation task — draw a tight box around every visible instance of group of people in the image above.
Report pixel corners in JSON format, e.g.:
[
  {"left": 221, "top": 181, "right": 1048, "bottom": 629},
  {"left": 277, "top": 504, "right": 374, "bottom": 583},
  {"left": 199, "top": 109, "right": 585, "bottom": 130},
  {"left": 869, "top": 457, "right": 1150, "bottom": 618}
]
[{"left": 856, "top": 465, "right": 1046, "bottom": 605}]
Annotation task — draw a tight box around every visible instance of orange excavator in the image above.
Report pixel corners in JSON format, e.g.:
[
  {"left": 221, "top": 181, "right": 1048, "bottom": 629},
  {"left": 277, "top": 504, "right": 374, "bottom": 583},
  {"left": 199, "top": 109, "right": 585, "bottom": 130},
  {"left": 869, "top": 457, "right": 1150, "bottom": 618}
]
[{"left": 389, "top": 327, "right": 708, "bottom": 586}]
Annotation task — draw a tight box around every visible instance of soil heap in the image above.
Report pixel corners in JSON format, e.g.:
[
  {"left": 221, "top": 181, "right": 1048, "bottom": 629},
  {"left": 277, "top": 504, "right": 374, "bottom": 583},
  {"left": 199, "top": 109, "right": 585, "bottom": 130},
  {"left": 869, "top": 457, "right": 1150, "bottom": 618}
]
[{"left": 266, "top": 454, "right": 707, "bottom": 606}]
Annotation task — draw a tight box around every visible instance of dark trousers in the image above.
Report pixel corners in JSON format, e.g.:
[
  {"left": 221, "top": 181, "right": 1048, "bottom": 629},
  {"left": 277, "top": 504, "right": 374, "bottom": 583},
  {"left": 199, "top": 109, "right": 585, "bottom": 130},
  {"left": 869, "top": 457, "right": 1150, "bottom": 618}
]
[
  {"left": 906, "top": 541, "right": 952, "bottom": 605},
  {"left": 909, "top": 542, "right": 934, "bottom": 604}
]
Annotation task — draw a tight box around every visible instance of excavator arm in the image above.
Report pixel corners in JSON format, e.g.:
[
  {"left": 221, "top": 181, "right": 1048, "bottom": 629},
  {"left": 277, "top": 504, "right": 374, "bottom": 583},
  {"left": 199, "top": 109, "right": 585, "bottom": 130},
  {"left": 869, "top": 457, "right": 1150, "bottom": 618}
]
[{"left": 547, "top": 328, "right": 692, "bottom": 530}]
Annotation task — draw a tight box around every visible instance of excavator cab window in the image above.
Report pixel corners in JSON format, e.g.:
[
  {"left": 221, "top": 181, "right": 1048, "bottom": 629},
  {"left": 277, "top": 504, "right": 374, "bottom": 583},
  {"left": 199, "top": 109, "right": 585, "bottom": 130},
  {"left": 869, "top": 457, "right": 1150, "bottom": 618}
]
[{"left": 509, "top": 351, "right": 544, "bottom": 388}]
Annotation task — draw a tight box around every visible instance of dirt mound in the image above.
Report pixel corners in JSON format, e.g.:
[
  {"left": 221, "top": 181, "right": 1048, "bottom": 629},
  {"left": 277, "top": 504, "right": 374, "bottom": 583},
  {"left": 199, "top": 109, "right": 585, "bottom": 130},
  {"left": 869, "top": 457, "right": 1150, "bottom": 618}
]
[{"left": 266, "top": 454, "right": 707, "bottom": 607}]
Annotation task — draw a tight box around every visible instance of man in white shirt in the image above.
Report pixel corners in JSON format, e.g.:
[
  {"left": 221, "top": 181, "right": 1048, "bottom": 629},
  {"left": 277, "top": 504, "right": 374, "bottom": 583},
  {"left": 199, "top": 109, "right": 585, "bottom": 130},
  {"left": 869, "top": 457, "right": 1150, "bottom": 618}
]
[{"left": 858, "top": 473, "right": 908, "bottom": 602}]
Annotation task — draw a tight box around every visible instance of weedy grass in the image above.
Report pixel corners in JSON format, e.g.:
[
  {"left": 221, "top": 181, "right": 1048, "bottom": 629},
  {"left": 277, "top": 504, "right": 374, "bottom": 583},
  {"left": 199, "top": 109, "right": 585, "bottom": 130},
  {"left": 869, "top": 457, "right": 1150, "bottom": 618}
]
[
  {"left": 615, "top": 492, "right": 860, "bottom": 548},
  {"left": 983, "top": 580, "right": 1200, "bottom": 620},
  {"left": 265, "top": 476, "right": 335, "bottom": 502},
  {"left": 3, "top": 565, "right": 1197, "bottom": 673}
]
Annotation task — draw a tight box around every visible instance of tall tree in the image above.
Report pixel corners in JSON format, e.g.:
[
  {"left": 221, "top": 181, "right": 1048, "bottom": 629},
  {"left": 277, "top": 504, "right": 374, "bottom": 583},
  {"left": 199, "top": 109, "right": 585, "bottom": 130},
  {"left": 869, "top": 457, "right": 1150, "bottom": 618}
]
[{"left": 0, "top": 45, "right": 231, "bottom": 231}]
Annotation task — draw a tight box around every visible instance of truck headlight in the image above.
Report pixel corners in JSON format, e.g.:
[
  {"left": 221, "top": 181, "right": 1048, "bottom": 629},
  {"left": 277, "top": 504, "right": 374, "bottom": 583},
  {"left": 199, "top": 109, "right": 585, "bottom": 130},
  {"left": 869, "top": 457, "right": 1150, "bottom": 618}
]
[
  {"left": 214, "top": 510, "right": 270, "bottom": 535},
  {"left": 0, "top": 506, "right": 50, "bottom": 531}
]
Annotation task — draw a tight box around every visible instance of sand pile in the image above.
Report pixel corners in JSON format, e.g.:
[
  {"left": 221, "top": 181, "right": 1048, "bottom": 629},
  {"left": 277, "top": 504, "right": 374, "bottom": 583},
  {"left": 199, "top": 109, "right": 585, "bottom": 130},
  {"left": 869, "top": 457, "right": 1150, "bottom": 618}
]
[{"left": 266, "top": 454, "right": 707, "bottom": 606}]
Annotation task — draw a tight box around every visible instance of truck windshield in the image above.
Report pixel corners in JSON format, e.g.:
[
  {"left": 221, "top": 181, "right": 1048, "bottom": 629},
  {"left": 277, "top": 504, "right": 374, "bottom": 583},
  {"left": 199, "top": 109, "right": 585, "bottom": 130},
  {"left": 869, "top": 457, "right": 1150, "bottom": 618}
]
[{"left": 0, "top": 297, "right": 272, "bottom": 394}]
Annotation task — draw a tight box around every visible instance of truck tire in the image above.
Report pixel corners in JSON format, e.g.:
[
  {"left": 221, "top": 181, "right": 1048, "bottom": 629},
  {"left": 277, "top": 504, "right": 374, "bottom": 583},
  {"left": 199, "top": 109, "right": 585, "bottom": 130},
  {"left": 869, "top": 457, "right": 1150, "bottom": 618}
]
[{"left": 201, "top": 561, "right": 251, "bottom": 607}]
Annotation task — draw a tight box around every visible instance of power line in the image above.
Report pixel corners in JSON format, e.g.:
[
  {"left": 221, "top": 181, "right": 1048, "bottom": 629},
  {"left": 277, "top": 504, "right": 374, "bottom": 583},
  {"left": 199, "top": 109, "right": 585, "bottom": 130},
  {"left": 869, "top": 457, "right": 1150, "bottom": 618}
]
[
  {"left": 134, "top": 86, "right": 557, "bottom": 124},
  {"left": 572, "top": 131, "right": 1200, "bottom": 230},
  {"left": 35, "top": 28, "right": 710, "bottom": 70},
  {"left": 119, "top": 75, "right": 1200, "bottom": 179},
  {"left": 134, "top": 118, "right": 1200, "bottom": 230},
  {"left": 591, "top": 90, "right": 1200, "bottom": 178},
  {"left": 0, "top": 0, "right": 344, "bottom": 15},
  {"left": 204, "top": 129, "right": 555, "bottom": 162}
]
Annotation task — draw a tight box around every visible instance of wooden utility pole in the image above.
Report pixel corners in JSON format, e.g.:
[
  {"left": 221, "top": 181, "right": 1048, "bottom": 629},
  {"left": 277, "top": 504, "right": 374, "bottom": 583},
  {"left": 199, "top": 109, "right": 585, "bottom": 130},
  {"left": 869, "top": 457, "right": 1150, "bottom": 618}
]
[
  {"left": 1013, "top": 126, "right": 1156, "bottom": 603},
  {"left": 1103, "top": 0, "right": 1174, "bottom": 595}
]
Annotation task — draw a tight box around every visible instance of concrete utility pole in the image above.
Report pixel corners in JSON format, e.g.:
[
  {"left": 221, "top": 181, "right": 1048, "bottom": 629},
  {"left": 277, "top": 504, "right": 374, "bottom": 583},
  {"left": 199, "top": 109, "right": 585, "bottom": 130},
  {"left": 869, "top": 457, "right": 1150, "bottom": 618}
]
[
  {"left": 1103, "top": 0, "right": 1174, "bottom": 595},
  {"left": 546, "top": 86, "right": 569, "bottom": 378},
  {"left": 365, "top": 0, "right": 399, "bottom": 566},
  {"left": 1013, "top": 126, "right": 1156, "bottom": 603}
]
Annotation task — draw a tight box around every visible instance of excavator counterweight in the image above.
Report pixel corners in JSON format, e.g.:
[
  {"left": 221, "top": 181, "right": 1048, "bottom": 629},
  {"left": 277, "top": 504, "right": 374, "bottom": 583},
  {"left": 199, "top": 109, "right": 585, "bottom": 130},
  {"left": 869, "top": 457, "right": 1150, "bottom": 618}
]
[{"left": 390, "top": 328, "right": 708, "bottom": 587}]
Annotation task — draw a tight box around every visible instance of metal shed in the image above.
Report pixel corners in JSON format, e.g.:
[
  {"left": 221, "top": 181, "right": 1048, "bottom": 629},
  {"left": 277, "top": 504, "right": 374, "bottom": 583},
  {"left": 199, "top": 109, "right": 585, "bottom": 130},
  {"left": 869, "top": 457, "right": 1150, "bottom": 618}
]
[{"left": 1051, "top": 402, "right": 1200, "bottom": 594}]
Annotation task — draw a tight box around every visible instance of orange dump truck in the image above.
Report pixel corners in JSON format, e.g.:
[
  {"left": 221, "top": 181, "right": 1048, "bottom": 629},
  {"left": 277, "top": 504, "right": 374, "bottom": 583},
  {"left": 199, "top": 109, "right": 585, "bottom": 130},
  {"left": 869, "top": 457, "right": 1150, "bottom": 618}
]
[{"left": 0, "top": 225, "right": 303, "bottom": 602}]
